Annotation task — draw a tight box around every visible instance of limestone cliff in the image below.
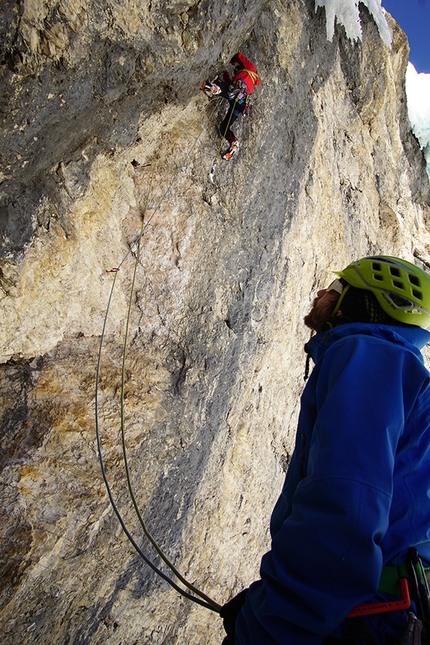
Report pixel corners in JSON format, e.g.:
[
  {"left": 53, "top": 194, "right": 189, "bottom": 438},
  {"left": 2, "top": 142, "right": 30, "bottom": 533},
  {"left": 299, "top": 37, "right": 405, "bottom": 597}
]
[{"left": 1, "top": 1, "right": 430, "bottom": 644}]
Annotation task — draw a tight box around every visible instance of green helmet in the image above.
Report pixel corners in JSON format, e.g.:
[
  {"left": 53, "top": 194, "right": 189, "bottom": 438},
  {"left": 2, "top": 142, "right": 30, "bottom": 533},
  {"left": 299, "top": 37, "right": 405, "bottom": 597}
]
[{"left": 335, "top": 256, "right": 430, "bottom": 329}]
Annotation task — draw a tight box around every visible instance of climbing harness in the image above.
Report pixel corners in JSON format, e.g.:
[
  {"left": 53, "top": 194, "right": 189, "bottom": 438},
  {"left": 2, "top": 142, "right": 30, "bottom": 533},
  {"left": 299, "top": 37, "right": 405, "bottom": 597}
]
[
  {"left": 348, "top": 578, "right": 411, "bottom": 618},
  {"left": 407, "top": 548, "right": 430, "bottom": 642},
  {"left": 95, "top": 98, "right": 222, "bottom": 614},
  {"left": 344, "top": 550, "right": 430, "bottom": 644}
]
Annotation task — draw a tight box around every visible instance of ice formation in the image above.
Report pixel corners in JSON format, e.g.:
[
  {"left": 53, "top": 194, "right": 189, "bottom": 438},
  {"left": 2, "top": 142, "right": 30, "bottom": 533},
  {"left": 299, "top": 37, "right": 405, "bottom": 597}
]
[
  {"left": 315, "top": 0, "right": 392, "bottom": 46},
  {"left": 406, "top": 63, "right": 430, "bottom": 178}
]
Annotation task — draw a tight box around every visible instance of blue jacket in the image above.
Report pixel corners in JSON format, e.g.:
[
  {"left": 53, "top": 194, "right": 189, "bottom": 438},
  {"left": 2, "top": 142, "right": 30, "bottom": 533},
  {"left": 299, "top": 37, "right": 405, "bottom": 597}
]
[{"left": 236, "top": 322, "right": 430, "bottom": 645}]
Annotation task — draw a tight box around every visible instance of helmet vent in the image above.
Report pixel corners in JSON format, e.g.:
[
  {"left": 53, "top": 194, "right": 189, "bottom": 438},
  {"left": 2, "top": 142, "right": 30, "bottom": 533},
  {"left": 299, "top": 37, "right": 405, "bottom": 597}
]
[
  {"left": 409, "top": 275, "right": 421, "bottom": 287},
  {"left": 374, "top": 274, "right": 384, "bottom": 282},
  {"left": 372, "top": 262, "right": 382, "bottom": 272},
  {"left": 389, "top": 267, "right": 401, "bottom": 278},
  {"left": 393, "top": 280, "right": 404, "bottom": 290},
  {"left": 390, "top": 294, "right": 413, "bottom": 307},
  {"left": 412, "top": 289, "right": 423, "bottom": 300}
]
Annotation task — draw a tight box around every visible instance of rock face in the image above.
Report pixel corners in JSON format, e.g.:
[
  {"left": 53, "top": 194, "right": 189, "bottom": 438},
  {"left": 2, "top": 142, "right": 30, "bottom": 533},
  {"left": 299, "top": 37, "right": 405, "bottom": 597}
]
[{"left": 1, "top": 1, "right": 430, "bottom": 644}]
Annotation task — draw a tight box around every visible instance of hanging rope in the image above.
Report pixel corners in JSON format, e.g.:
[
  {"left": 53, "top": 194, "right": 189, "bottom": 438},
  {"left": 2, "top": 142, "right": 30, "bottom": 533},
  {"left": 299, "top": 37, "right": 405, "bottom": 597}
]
[
  {"left": 95, "top": 96, "right": 222, "bottom": 613},
  {"left": 119, "top": 169, "right": 221, "bottom": 611}
]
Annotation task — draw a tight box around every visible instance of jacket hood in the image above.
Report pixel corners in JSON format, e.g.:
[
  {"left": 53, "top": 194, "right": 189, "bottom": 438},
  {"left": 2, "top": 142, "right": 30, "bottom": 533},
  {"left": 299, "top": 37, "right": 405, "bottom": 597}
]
[{"left": 305, "top": 322, "right": 430, "bottom": 366}]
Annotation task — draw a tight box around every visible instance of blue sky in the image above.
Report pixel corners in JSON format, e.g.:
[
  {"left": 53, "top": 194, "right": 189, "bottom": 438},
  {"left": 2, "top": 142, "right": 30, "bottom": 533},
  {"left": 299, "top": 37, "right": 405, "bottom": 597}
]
[{"left": 382, "top": 0, "right": 430, "bottom": 73}]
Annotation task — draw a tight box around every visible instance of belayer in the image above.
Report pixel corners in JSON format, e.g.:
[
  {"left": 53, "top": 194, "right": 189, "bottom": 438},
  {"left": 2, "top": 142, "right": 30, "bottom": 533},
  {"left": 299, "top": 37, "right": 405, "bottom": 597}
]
[
  {"left": 201, "top": 52, "right": 260, "bottom": 160},
  {"left": 220, "top": 256, "right": 430, "bottom": 645}
]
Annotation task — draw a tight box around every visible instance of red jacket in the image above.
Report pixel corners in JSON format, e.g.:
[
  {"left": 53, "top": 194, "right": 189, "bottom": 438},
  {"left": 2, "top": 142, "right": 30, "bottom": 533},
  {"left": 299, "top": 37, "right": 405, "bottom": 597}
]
[{"left": 225, "top": 52, "right": 260, "bottom": 95}]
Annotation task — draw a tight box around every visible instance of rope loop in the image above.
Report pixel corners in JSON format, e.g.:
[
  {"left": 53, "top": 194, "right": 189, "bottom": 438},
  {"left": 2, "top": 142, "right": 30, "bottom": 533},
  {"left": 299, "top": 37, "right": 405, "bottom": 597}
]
[{"left": 95, "top": 97, "right": 222, "bottom": 614}]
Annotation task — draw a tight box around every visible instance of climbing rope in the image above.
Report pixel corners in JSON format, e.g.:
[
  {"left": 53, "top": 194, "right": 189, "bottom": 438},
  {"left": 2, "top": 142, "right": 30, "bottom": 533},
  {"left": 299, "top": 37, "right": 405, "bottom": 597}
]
[
  {"left": 95, "top": 96, "right": 222, "bottom": 613},
  {"left": 209, "top": 95, "right": 239, "bottom": 182}
]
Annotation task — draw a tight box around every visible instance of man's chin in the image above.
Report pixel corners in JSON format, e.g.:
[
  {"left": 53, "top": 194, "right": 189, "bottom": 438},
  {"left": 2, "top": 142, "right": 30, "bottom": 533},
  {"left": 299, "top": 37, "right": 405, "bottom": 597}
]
[
  {"left": 303, "top": 315, "right": 317, "bottom": 332},
  {"left": 304, "top": 313, "right": 324, "bottom": 333}
]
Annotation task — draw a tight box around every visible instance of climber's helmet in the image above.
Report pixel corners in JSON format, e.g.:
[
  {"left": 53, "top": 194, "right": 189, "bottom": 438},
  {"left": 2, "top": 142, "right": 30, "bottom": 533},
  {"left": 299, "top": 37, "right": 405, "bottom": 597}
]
[{"left": 332, "top": 256, "right": 430, "bottom": 329}]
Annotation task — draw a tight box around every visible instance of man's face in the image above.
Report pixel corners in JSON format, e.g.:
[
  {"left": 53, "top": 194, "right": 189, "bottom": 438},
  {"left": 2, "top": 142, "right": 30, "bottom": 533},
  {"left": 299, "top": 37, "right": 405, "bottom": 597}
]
[{"left": 304, "top": 283, "right": 342, "bottom": 332}]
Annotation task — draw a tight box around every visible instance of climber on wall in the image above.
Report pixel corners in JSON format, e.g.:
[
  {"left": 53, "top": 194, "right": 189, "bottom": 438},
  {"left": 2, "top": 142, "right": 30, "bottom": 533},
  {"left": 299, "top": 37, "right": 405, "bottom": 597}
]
[
  {"left": 220, "top": 256, "right": 430, "bottom": 645},
  {"left": 201, "top": 52, "right": 260, "bottom": 160}
]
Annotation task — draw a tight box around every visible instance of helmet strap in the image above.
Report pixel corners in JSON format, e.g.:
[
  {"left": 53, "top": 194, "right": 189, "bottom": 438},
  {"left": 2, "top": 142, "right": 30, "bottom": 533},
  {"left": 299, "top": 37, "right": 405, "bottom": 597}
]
[{"left": 331, "top": 283, "right": 351, "bottom": 319}]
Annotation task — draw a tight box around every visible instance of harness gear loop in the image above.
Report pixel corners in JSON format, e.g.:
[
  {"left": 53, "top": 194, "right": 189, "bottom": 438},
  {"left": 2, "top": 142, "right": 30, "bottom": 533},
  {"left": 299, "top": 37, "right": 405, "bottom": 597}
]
[
  {"left": 348, "top": 578, "right": 411, "bottom": 618},
  {"left": 347, "top": 551, "right": 430, "bottom": 626}
]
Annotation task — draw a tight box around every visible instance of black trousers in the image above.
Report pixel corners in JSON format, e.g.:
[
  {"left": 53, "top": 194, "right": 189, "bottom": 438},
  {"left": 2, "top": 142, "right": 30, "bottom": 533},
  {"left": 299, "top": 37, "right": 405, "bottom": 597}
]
[
  {"left": 216, "top": 80, "right": 246, "bottom": 143},
  {"left": 220, "top": 99, "right": 245, "bottom": 143},
  {"left": 322, "top": 638, "right": 379, "bottom": 645},
  {"left": 321, "top": 617, "right": 380, "bottom": 645}
]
